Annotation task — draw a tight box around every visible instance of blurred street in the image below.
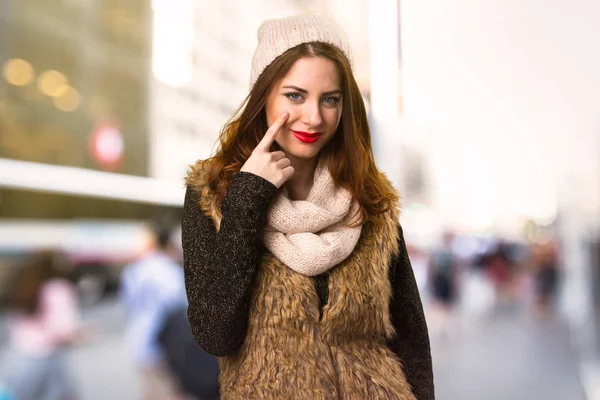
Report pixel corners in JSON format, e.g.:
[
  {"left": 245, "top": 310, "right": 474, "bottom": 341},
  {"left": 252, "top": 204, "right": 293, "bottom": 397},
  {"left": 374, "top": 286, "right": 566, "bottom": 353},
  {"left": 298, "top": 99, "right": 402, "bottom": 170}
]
[
  {"left": 428, "top": 306, "right": 586, "bottom": 400},
  {"left": 67, "top": 299, "right": 140, "bottom": 400},
  {"left": 1, "top": 0, "right": 600, "bottom": 399},
  {"left": 1, "top": 297, "right": 586, "bottom": 400},
  {"left": 0, "top": 298, "right": 141, "bottom": 400}
]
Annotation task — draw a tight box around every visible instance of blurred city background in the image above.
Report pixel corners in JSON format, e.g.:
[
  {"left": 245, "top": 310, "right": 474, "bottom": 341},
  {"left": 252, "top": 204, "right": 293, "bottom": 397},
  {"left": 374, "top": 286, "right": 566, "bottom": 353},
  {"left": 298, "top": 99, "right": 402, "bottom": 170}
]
[{"left": 0, "top": 0, "right": 599, "bottom": 399}]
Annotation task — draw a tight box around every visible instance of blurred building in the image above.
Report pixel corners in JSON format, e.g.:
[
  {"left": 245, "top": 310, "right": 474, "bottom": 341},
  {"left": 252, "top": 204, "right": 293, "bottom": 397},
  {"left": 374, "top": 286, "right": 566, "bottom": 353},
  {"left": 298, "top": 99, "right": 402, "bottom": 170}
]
[
  {"left": 149, "top": 0, "right": 259, "bottom": 181},
  {"left": 0, "top": 0, "right": 152, "bottom": 176},
  {"left": 0, "top": 0, "right": 184, "bottom": 219}
]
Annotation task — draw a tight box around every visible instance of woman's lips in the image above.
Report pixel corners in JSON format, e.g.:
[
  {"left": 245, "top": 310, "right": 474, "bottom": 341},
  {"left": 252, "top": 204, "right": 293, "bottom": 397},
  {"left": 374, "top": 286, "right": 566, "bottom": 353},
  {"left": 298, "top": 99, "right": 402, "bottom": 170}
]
[{"left": 291, "top": 130, "right": 323, "bottom": 144}]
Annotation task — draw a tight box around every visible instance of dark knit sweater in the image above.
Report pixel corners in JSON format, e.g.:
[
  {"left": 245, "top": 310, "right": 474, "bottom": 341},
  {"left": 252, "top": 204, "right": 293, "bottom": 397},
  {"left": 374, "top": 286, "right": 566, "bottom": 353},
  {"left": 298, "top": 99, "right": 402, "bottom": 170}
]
[{"left": 182, "top": 172, "right": 435, "bottom": 400}]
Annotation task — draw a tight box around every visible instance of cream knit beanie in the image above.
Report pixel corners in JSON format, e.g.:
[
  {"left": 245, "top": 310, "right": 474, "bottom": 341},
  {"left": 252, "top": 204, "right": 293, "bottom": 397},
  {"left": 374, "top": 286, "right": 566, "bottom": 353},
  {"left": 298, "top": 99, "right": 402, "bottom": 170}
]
[{"left": 249, "top": 13, "right": 353, "bottom": 89}]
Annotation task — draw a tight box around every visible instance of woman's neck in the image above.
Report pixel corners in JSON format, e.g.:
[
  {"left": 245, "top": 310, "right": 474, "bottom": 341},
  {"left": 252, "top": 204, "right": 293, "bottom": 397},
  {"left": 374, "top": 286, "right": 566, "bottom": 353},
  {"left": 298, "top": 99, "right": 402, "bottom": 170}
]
[{"left": 284, "top": 155, "right": 319, "bottom": 200}]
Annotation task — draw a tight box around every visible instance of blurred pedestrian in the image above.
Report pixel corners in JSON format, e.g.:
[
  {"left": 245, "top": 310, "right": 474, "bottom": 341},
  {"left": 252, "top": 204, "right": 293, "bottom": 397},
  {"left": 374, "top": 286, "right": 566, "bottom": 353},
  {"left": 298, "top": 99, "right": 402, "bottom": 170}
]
[
  {"left": 427, "top": 231, "right": 460, "bottom": 336},
  {"left": 532, "top": 239, "right": 560, "bottom": 319},
  {"left": 182, "top": 13, "right": 433, "bottom": 400},
  {"left": 0, "top": 250, "right": 83, "bottom": 400},
  {"left": 157, "top": 305, "right": 220, "bottom": 400},
  {"left": 480, "top": 239, "right": 521, "bottom": 312},
  {"left": 120, "top": 221, "right": 220, "bottom": 400},
  {"left": 120, "top": 221, "right": 187, "bottom": 400},
  {"left": 429, "top": 231, "right": 459, "bottom": 310}
]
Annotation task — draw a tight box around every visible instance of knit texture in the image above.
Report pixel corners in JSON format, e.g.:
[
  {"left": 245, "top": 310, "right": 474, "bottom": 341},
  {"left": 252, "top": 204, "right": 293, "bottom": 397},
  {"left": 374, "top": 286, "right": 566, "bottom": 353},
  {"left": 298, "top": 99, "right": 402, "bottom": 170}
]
[
  {"left": 249, "top": 13, "right": 353, "bottom": 88},
  {"left": 183, "top": 169, "right": 278, "bottom": 356},
  {"left": 263, "top": 159, "right": 362, "bottom": 276}
]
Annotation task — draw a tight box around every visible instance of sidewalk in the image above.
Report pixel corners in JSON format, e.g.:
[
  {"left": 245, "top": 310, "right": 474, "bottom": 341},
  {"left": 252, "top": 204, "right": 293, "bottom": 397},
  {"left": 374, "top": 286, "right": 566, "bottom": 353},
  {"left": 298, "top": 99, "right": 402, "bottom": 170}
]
[{"left": 429, "top": 304, "right": 587, "bottom": 400}]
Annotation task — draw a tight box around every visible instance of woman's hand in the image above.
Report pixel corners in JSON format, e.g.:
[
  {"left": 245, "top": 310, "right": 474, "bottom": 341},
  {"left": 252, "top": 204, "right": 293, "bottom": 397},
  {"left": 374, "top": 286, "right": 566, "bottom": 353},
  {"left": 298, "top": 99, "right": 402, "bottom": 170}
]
[{"left": 240, "top": 112, "right": 294, "bottom": 188}]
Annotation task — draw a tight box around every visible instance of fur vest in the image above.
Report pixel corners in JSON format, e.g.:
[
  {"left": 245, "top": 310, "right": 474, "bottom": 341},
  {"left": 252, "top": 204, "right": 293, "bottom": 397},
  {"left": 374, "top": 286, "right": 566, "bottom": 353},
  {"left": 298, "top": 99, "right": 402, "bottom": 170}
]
[{"left": 187, "top": 161, "right": 416, "bottom": 400}]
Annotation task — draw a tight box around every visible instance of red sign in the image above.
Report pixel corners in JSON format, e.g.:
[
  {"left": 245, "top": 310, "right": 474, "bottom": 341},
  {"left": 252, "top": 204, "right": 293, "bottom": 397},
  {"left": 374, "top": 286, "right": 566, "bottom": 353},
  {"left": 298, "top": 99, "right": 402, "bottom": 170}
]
[{"left": 89, "top": 122, "right": 124, "bottom": 169}]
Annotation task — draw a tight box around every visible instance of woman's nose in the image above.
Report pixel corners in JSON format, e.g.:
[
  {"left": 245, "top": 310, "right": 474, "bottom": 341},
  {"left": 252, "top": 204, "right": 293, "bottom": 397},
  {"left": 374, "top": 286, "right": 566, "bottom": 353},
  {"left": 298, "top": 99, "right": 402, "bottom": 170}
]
[{"left": 302, "top": 101, "right": 323, "bottom": 128}]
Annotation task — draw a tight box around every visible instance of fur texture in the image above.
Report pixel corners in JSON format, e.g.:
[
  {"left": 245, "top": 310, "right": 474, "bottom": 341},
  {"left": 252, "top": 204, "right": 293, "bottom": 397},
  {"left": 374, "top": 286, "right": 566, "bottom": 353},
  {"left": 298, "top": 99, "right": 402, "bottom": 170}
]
[{"left": 186, "top": 160, "right": 415, "bottom": 400}]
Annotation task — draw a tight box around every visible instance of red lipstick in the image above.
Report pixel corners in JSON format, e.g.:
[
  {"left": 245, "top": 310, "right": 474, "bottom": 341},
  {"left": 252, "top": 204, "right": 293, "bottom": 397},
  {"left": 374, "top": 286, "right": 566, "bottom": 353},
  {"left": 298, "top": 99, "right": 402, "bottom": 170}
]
[{"left": 291, "top": 130, "right": 323, "bottom": 144}]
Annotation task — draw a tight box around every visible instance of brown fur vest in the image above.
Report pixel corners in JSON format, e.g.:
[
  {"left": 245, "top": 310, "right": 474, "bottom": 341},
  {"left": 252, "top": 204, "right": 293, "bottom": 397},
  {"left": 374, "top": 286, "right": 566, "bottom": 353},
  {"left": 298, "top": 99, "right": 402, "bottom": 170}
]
[{"left": 187, "top": 161, "right": 416, "bottom": 400}]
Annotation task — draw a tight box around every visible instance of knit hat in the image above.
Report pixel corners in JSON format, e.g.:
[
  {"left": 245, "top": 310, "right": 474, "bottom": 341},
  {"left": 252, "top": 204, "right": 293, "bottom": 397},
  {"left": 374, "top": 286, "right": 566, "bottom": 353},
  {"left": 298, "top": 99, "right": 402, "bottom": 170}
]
[{"left": 249, "top": 13, "right": 353, "bottom": 89}]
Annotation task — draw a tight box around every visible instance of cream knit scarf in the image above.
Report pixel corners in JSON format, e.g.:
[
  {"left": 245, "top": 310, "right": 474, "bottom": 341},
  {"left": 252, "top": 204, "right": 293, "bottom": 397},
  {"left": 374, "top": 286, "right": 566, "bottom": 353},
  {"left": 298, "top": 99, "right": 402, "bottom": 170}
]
[{"left": 263, "top": 159, "right": 363, "bottom": 276}]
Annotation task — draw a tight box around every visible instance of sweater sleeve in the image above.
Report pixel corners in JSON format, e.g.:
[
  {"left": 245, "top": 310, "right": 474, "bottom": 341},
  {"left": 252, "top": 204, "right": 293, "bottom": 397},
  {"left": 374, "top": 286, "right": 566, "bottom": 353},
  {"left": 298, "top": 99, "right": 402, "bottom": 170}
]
[
  {"left": 181, "top": 172, "right": 278, "bottom": 356},
  {"left": 388, "top": 224, "right": 435, "bottom": 400}
]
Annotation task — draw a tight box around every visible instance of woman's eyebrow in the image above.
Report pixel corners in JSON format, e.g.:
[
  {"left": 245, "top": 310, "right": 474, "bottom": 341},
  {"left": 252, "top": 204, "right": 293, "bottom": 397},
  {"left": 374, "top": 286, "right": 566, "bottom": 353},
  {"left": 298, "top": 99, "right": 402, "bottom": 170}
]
[
  {"left": 282, "top": 85, "right": 308, "bottom": 93},
  {"left": 323, "top": 89, "right": 342, "bottom": 96},
  {"left": 282, "top": 85, "right": 342, "bottom": 96}
]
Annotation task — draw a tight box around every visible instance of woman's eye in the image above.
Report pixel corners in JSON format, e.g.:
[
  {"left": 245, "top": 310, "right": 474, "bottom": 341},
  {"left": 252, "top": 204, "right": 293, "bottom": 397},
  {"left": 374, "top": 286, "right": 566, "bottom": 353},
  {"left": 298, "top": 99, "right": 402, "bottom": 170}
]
[
  {"left": 285, "top": 93, "right": 302, "bottom": 101},
  {"left": 323, "top": 96, "right": 340, "bottom": 104}
]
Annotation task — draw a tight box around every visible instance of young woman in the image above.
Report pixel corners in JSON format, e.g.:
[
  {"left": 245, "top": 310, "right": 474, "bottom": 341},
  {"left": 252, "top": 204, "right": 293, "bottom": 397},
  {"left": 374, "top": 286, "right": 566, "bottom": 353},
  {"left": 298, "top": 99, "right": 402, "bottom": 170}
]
[{"left": 182, "top": 13, "right": 434, "bottom": 399}]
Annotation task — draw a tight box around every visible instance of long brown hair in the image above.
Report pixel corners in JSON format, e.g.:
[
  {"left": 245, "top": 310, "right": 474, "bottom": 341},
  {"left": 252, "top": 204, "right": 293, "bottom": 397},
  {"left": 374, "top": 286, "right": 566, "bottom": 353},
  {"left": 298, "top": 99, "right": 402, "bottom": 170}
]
[
  {"left": 199, "top": 41, "right": 398, "bottom": 226},
  {"left": 9, "top": 250, "right": 73, "bottom": 315}
]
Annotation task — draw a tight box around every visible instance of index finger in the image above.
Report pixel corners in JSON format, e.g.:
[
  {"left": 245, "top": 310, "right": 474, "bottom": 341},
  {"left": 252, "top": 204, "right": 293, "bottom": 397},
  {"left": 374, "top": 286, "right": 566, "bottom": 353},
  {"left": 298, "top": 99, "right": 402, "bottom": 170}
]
[{"left": 258, "top": 112, "right": 289, "bottom": 151}]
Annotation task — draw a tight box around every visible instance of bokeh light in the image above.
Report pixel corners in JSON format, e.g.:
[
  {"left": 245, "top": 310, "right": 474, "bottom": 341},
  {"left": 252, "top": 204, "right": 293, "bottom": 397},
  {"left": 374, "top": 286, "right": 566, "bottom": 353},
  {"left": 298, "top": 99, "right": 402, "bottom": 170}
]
[
  {"left": 53, "top": 86, "right": 81, "bottom": 112},
  {"left": 38, "top": 70, "right": 69, "bottom": 97},
  {"left": 2, "top": 58, "right": 35, "bottom": 86}
]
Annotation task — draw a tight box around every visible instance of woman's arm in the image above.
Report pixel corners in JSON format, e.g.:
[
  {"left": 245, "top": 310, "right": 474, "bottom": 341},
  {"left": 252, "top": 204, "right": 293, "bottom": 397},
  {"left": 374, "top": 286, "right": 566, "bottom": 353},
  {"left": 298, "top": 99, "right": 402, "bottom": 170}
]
[
  {"left": 388, "top": 224, "right": 435, "bottom": 400},
  {"left": 182, "top": 172, "right": 277, "bottom": 356}
]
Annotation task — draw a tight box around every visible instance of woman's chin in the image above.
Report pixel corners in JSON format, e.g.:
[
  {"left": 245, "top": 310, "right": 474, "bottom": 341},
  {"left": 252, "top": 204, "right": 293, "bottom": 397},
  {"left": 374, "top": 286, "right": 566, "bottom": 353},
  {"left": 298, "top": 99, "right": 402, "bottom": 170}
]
[{"left": 285, "top": 149, "right": 321, "bottom": 161}]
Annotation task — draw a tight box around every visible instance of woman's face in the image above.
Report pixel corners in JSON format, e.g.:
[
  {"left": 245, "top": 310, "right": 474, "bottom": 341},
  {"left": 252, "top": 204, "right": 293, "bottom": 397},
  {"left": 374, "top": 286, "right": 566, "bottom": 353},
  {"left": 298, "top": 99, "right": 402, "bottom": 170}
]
[{"left": 265, "top": 56, "right": 343, "bottom": 161}]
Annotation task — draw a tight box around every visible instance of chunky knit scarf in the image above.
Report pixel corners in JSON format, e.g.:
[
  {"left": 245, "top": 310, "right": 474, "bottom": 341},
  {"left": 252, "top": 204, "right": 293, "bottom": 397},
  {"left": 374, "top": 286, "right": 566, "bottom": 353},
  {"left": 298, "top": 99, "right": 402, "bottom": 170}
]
[{"left": 263, "top": 160, "right": 363, "bottom": 276}]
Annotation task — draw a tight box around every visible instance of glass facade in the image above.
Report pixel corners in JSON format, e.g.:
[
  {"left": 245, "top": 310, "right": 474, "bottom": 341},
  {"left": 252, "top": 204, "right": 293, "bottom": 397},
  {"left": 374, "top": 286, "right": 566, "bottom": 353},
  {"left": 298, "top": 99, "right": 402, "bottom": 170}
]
[{"left": 0, "top": 0, "right": 151, "bottom": 176}]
